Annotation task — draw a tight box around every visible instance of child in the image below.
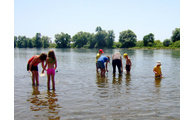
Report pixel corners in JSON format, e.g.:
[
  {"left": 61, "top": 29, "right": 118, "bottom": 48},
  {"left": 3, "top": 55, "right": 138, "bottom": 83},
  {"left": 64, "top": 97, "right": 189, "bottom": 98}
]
[
  {"left": 27, "top": 53, "right": 47, "bottom": 86},
  {"left": 96, "top": 56, "right": 110, "bottom": 77},
  {"left": 96, "top": 49, "right": 104, "bottom": 73},
  {"left": 43, "top": 50, "right": 57, "bottom": 90},
  {"left": 153, "top": 61, "right": 163, "bottom": 78},
  {"left": 123, "top": 53, "right": 132, "bottom": 74}
]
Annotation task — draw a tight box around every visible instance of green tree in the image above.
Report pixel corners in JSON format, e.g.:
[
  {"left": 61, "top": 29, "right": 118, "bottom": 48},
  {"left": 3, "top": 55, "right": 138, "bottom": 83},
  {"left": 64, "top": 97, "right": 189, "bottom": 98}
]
[
  {"left": 154, "top": 40, "right": 163, "bottom": 47},
  {"left": 86, "top": 33, "right": 95, "bottom": 48},
  {"left": 42, "top": 36, "right": 50, "bottom": 48},
  {"left": 171, "top": 28, "right": 180, "bottom": 42},
  {"left": 95, "top": 26, "right": 102, "bottom": 32},
  {"left": 94, "top": 30, "right": 107, "bottom": 48},
  {"left": 16, "top": 36, "right": 22, "bottom": 48},
  {"left": 14, "top": 36, "right": 17, "bottom": 48},
  {"left": 72, "top": 31, "right": 90, "bottom": 48},
  {"left": 119, "top": 29, "right": 137, "bottom": 48},
  {"left": 135, "top": 40, "right": 144, "bottom": 47},
  {"left": 28, "top": 38, "right": 33, "bottom": 48},
  {"left": 22, "top": 36, "right": 28, "bottom": 48},
  {"left": 113, "top": 41, "right": 122, "bottom": 48},
  {"left": 163, "top": 39, "right": 171, "bottom": 47},
  {"left": 34, "top": 33, "right": 42, "bottom": 48},
  {"left": 143, "top": 33, "right": 155, "bottom": 46},
  {"left": 170, "top": 40, "right": 180, "bottom": 48},
  {"left": 55, "top": 32, "right": 71, "bottom": 48},
  {"left": 106, "top": 30, "right": 115, "bottom": 48},
  {"left": 16, "top": 36, "right": 28, "bottom": 48}
]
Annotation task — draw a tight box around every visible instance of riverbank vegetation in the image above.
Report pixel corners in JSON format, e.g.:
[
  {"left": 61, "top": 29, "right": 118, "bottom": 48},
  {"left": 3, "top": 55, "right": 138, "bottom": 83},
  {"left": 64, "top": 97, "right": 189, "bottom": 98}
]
[{"left": 14, "top": 27, "right": 180, "bottom": 49}]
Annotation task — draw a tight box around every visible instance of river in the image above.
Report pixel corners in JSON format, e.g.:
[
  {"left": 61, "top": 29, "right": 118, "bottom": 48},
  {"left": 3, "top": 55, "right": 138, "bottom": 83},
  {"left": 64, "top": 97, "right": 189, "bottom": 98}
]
[{"left": 14, "top": 48, "right": 180, "bottom": 120}]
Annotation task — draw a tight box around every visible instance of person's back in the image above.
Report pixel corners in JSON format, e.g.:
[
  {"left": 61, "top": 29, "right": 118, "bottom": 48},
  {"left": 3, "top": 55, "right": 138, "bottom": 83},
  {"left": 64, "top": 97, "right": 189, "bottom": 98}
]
[
  {"left": 97, "top": 56, "right": 108, "bottom": 63},
  {"left": 126, "top": 57, "right": 131, "bottom": 65},
  {"left": 112, "top": 53, "right": 121, "bottom": 60},
  {"left": 47, "top": 58, "right": 56, "bottom": 69},
  {"left": 96, "top": 53, "right": 101, "bottom": 63}
]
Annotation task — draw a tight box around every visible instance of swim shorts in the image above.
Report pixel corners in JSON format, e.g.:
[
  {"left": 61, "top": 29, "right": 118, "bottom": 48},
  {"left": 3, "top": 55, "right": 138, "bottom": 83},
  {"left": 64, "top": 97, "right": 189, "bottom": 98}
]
[
  {"left": 47, "top": 68, "right": 55, "bottom": 75},
  {"left": 27, "top": 64, "right": 38, "bottom": 71},
  {"left": 126, "top": 65, "right": 130, "bottom": 71},
  {"left": 155, "top": 75, "right": 162, "bottom": 78},
  {"left": 97, "top": 61, "right": 105, "bottom": 69}
]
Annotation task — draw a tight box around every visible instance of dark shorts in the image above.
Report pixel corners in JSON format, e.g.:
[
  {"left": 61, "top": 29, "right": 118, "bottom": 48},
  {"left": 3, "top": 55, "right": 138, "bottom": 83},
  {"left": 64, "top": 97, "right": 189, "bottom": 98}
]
[
  {"left": 155, "top": 75, "right": 162, "bottom": 78},
  {"left": 96, "top": 63, "right": 99, "bottom": 69},
  {"left": 97, "top": 61, "right": 105, "bottom": 69},
  {"left": 27, "top": 64, "right": 38, "bottom": 71},
  {"left": 126, "top": 65, "right": 130, "bottom": 71}
]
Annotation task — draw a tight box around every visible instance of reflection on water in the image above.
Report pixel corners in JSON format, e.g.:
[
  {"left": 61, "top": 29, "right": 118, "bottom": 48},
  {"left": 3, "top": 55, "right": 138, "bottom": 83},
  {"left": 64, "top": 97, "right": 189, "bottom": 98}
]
[
  {"left": 171, "top": 50, "right": 180, "bottom": 58},
  {"left": 112, "top": 74, "right": 123, "bottom": 85},
  {"left": 27, "top": 86, "right": 61, "bottom": 119},
  {"left": 143, "top": 50, "right": 154, "bottom": 57},
  {"left": 96, "top": 74, "right": 109, "bottom": 98},
  {"left": 96, "top": 73, "right": 132, "bottom": 99},
  {"left": 155, "top": 77, "right": 161, "bottom": 87},
  {"left": 125, "top": 74, "right": 131, "bottom": 86}
]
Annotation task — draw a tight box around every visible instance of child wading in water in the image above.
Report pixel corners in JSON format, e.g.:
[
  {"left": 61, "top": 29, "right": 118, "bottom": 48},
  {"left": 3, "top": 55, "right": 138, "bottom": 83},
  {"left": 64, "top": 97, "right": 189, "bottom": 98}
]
[
  {"left": 96, "top": 56, "right": 110, "bottom": 77},
  {"left": 153, "top": 61, "right": 163, "bottom": 78},
  {"left": 96, "top": 49, "right": 104, "bottom": 73},
  {"left": 43, "top": 50, "right": 57, "bottom": 90},
  {"left": 27, "top": 53, "right": 47, "bottom": 86},
  {"left": 123, "top": 53, "right": 132, "bottom": 74}
]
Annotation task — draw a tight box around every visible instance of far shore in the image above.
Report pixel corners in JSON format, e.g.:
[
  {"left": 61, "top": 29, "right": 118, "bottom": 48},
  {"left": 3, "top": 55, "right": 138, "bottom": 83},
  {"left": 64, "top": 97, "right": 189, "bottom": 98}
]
[{"left": 15, "top": 47, "right": 180, "bottom": 50}]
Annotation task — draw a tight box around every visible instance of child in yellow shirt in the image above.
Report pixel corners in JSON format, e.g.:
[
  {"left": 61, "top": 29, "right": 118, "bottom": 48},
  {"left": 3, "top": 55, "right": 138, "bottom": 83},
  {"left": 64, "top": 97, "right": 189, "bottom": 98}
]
[
  {"left": 153, "top": 61, "right": 163, "bottom": 78},
  {"left": 96, "top": 49, "right": 104, "bottom": 73}
]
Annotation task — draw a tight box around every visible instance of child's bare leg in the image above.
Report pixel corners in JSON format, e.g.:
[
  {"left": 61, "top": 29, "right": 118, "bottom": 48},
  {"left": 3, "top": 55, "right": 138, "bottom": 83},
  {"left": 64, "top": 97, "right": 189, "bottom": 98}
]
[
  {"left": 47, "top": 74, "right": 51, "bottom": 90},
  {"left": 96, "top": 65, "right": 99, "bottom": 73},
  {"left": 100, "top": 68, "right": 103, "bottom": 76},
  {"left": 51, "top": 74, "right": 55, "bottom": 90},
  {"left": 101, "top": 69, "right": 105, "bottom": 76},
  {"left": 127, "top": 71, "right": 130, "bottom": 74},
  {"left": 35, "top": 71, "right": 39, "bottom": 85},
  {"left": 31, "top": 71, "right": 36, "bottom": 85}
]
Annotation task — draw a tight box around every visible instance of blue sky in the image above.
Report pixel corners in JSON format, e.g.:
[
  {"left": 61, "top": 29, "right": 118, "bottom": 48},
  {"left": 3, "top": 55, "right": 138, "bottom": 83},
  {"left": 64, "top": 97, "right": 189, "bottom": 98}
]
[{"left": 14, "top": 0, "right": 180, "bottom": 42}]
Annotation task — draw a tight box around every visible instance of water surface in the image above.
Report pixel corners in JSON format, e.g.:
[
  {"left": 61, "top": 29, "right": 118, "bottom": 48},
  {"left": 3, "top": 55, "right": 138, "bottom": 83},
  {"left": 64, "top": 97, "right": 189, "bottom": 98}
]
[{"left": 14, "top": 48, "right": 180, "bottom": 120}]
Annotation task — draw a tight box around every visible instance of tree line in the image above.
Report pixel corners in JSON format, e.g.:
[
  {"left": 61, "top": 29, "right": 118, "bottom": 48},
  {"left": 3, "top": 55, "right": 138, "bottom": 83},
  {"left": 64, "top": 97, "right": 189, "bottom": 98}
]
[{"left": 14, "top": 26, "right": 180, "bottom": 49}]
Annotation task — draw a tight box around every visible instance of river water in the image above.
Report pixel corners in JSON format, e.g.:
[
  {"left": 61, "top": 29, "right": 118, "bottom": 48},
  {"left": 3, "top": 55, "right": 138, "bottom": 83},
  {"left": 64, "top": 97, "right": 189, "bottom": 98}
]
[{"left": 14, "top": 48, "right": 180, "bottom": 120}]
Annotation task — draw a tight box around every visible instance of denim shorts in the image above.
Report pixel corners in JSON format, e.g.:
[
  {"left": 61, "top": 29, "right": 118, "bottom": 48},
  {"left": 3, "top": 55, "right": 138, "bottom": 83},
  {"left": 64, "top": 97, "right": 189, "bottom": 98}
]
[{"left": 97, "top": 61, "right": 105, "bottom": 69}]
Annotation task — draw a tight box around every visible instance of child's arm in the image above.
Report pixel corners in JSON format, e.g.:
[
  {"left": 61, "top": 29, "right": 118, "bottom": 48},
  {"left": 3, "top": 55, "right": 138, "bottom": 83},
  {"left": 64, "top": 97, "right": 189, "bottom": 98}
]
[
  {"left": 105, "top": 61, "right": 108, "bottom": 72},
  {"left": 41, "top": 61, "right": 45, "bottom": 69},
  {"left": 120, "top": 57, "right": 123, "bottom": 72},
  {"left": 153, "top": 67, "right": 157, "bottom": 74},
  {"left": 129, "top": 58, "right": 132, "bottom": 69},
  {"left": 54, "top": 60, "right": 57, "bottom": 70},
  {"left": 160, "top": 70, "right": 163, "bottom": 77},
  {"left": 42, "top": 59, "right": 48, "bottom": 73}
]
